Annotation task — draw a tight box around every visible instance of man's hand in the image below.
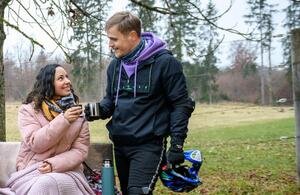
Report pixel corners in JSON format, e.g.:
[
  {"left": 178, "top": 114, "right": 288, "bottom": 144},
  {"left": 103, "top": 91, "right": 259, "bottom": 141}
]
[
  {"left": 167, "top": 144, "right": 184, "bottom": 165},
  {"left": 84, "top": 103, "right": 101, "bottom": 121}
]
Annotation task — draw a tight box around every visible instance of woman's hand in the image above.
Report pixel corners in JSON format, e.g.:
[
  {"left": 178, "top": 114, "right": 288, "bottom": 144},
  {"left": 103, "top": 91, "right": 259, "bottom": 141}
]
[
  {"left": 38, "top": 161, "right": 52, "bottom": 173},
  {"left": 63, "top": 105, "right": 82, "bottom": 123}
]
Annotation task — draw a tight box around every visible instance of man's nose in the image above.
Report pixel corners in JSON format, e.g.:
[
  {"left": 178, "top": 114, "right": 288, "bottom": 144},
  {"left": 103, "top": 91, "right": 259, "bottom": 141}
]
[{"left": 109, "top": 40, "right": 114, "bottom": 48}]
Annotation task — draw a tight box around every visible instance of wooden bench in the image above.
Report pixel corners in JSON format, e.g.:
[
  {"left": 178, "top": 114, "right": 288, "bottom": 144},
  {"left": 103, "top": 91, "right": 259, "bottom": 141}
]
[{"left": 0, "top": 142, "right": 113, "bottom": 188}]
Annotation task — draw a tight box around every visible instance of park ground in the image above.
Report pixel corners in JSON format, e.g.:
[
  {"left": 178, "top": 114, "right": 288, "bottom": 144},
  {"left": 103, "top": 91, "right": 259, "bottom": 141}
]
[{"left": 5, "top": 102, "right": 300, "bottom": 194}]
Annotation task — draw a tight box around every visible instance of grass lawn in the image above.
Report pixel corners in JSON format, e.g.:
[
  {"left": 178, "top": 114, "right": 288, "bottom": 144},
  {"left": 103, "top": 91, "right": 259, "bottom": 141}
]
[{"left": 5, "top": 102, "right": 300, "bottom": 194}]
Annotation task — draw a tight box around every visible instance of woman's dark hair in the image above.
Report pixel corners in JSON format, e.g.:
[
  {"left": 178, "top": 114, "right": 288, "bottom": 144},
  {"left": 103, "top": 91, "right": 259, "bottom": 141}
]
[{"left": 23, "top": 64, "right": 79, "bottom": 110}]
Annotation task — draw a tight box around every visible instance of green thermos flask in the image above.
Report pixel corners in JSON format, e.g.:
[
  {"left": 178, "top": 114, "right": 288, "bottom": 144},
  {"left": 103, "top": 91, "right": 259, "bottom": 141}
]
[{"left": 102, "top": 159, "right": 114, "bottom": 195}]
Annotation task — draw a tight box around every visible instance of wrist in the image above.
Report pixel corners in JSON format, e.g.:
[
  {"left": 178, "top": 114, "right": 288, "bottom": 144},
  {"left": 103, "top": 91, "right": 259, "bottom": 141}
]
[
  {"left": 170, "top": 136, "right": 185, "bottom": 151},
  {"left": 63, "top": 113, "right": 72, "bottom": 123},
  {"left": 170, "top": 144, "right": 183, "bottom": 152}
]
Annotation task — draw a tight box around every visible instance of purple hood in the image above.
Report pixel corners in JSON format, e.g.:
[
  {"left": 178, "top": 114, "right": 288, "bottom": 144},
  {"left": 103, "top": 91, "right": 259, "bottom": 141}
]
[{"left": 122, "top": 32, "right": 167, "bottom": 77}]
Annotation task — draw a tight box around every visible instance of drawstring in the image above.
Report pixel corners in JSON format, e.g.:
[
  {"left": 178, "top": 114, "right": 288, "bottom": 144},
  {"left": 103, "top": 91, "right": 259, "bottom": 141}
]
[
  {"left": 115, "top": 62, "right": 123, "bottom": 106},
  {"left": 134, "top": 63, "right": 137, "bottom": 98}
]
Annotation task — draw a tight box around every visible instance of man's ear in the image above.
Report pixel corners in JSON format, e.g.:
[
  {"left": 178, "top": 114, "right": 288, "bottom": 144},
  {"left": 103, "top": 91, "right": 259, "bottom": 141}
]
[{"left": 128, "top": 30, "right": 139, "bottom": 41}]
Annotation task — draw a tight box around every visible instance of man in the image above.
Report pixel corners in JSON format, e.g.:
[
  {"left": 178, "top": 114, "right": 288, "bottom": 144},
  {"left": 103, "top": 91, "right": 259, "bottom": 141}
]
[{"left": 85, "top": 11, "right": 195, "bottom": 195}]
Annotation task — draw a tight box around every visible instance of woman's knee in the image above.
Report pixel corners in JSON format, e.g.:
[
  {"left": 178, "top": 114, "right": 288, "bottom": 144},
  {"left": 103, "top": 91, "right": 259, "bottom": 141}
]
[{"left": 29, "top": 175, "right": 58, "bottom": 194}]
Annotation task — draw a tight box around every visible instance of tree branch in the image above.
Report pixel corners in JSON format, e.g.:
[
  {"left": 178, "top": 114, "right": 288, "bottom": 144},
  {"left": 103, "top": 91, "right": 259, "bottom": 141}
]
[
  {"left": 1, "top": 17, "right": 44, "bottom": 49},
  {"left": 185, "top": 0, "right": 253, "bottom": 39},
  {"left": 129, "top": 0, "right": 178, "bottom": 15},
  {"left": 186, "top": 35, "right": 225, "bottom": 59},
  {"left": 14, "top": 0, "right": 71, "bottom": 59},
  {"left": 129, "top": 0, "right": 256, "bottom": 40}
]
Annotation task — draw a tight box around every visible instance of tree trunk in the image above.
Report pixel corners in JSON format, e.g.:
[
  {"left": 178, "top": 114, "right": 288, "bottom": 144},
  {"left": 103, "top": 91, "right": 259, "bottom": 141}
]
[
  {"left": 268, "top": 46, "right": 273, "bottom": 105},
  {"left": 259, "top": 5, "right": 265, "bottom": 105},
  {"left": 291, "top": 28, "right": 300, "bottom": 184},
  {"left": 0, "top": 0, "right": 10, "bottom": 141}
]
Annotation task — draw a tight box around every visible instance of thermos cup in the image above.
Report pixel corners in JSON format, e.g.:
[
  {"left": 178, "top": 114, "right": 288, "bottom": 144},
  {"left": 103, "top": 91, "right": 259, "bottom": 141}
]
[{"left": 88, "top": 103, "right": 100, "bottom": 117}]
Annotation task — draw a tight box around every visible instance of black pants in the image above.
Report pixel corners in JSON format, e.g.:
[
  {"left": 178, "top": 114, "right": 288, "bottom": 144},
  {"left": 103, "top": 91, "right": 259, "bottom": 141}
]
[{"left": 114, "top": 137, "right": 166, "bottom": 195}]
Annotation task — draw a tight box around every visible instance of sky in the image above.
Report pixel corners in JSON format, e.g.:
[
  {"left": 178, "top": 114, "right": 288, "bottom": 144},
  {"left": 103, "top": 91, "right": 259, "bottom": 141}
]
[
  {"left": 213, "top": 0, "right": 289, "bottom": 68},
  {"left": 3, "top": 0, "right": 290, "bottom": 68}
]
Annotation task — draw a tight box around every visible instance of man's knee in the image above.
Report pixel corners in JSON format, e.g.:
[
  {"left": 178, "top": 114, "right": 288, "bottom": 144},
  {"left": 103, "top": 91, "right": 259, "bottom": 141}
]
[{"left": 128, "top": 186, "right": 152, "bottom": 195}]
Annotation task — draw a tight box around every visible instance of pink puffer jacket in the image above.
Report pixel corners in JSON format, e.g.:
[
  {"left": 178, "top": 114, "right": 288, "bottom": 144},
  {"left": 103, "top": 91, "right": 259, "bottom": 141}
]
[{"left": 16, "top": 103, "right": 90, "bottom": 173}]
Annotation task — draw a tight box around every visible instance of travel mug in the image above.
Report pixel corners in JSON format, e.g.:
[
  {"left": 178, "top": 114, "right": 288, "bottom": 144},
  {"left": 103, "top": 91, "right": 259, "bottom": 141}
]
[
  {"left": 101, "top": 159, "right": 114, "bottom": 195},
  {"left": 88, "top": 103, "right": 100, "bottom": 117}
]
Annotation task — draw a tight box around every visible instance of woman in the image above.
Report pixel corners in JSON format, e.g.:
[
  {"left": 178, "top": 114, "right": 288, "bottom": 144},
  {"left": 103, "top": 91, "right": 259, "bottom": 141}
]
[{"left": 0, "top": 64, "right": 94, "bottom": 195}]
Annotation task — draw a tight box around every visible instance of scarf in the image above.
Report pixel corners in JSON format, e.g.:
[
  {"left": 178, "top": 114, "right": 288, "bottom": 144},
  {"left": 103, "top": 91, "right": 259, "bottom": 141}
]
[
  {"left": 42, "top": 100, "right": 62, "bottom": 121},
  {"left": 41, "top": 94, "right": 75, "bottom": 121}
]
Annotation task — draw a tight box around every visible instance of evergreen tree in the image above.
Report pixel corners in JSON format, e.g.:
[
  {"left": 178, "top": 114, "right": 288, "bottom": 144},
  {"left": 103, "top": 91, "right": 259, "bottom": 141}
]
[
  {"left": 282, "top": 1, "right": 300, "bottom": 85},
  {"left": 200, "top": 40, "right": 218, "bottom": 103},
  {"left": 164, "top": 1, "right": 185, "bottom": 61},
  {"left": 189, "top": 0, "right": 219, "bottom": 103},
  {"left": 161, "top": 0, "right": 212, "bottom": 102},
  {"left": 264, "top": 4, "right": 277, "bottom": 104},
  {"left": 69, "top": 0, "right": 111, "bottom": 100},
  {"left": 244, "top": 0, "right": 277, "bottom": 105},
  {"left": 127, "top": 0, "right": 158, "bottom": 33},
  {"left": 163, "top": 0, "right": 199, "bottom": 61}
]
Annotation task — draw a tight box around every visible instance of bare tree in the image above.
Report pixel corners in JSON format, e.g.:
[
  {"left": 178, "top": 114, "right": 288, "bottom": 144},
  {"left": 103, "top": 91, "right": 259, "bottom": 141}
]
[
  {"left": 0, "top": 0, "right": 87, "bottom": 141},
  {"left": 0, "top": 0, "right": 11, "bottom": 141},
  {"left": 217, "top": 41, "right": 259, "bottom": 102},
  {"left": 230, "top": 41, "right": 258, "bottom": 77}
]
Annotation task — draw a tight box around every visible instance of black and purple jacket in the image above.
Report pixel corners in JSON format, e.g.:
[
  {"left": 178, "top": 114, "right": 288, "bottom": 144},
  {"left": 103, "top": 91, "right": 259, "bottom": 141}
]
[{"left": 99, "top": 33, "right": 194, "bottom": 145}]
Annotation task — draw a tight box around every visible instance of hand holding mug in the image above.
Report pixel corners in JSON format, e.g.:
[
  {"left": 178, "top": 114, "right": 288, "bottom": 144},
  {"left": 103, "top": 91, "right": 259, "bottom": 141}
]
[{"left": 64, "top": 104, "right": 82, "bottom": 123}]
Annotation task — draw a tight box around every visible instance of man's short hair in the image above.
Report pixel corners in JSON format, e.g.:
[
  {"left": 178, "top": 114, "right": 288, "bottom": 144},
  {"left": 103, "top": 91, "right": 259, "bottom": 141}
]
[{"left": 105, "top": 11, "right": 141, "bottom": 37}]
